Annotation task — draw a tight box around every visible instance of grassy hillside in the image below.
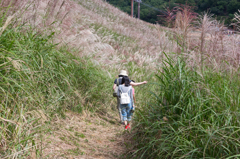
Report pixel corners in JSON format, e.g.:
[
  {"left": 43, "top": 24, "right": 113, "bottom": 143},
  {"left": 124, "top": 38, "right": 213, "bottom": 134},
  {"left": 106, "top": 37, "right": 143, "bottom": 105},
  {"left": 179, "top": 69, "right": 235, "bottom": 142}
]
[
  {"left": 1, "top": 0, "right": 240, "bottom": 158},
  {"left": 3, "top": 0, "right": 179, "bottom": 72},
  {"left": 0, "top": 13, "right": 114, "bottom": 157},
  {"left": 132, "top": 56, "right": 240, "bottom": 158}
]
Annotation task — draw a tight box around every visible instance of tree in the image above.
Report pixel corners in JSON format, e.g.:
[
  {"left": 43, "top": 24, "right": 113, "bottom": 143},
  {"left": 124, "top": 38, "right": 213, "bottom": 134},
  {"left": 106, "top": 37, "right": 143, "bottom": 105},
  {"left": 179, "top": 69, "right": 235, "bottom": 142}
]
[{"left": 228, "top": 0, "right": 240, "bottom": 14}]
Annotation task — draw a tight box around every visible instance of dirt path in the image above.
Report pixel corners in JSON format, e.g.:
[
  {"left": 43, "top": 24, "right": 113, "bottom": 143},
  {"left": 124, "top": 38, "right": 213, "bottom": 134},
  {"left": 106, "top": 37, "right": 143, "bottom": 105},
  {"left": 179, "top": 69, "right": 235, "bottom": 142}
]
[{"left": 42, "top": 111, "right": 129, "bottom": 159}]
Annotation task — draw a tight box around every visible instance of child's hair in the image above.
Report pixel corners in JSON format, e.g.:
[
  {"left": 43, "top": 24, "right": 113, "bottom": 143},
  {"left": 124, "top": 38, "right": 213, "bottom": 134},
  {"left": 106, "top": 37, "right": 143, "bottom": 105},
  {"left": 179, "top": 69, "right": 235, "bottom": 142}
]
[{"left": 122, "top": 76, "right": 130, "bottom": 87}]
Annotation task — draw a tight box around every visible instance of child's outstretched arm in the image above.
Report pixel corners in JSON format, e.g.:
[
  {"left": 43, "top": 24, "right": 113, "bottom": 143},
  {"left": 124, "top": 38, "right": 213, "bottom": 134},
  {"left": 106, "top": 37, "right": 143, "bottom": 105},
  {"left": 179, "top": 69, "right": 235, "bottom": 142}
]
[{"left": 130, "top": 81, "right": 147, "bottom": 86}]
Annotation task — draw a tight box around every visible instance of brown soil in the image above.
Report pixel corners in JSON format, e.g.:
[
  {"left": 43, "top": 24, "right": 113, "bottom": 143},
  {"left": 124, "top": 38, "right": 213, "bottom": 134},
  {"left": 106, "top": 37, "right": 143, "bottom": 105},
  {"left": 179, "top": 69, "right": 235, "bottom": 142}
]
[{"left": 42, "top": 111, "right": 129, "bottom": 159}]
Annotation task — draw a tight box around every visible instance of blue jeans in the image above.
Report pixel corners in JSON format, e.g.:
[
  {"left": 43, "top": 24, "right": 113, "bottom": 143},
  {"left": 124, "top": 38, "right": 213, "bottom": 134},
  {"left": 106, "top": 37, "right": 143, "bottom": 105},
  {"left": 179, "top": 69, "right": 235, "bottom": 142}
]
[
  {"left": 120, "top": 102, "right": 132, "bottom": 122},
  {"left": 117, "top": 97, "right": 123, "bottom": 122}
]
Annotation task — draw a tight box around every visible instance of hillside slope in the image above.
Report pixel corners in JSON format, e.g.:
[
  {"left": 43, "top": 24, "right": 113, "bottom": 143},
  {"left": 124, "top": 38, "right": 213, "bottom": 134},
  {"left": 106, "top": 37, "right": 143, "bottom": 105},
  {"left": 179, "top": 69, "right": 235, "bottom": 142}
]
[
  {"left": 5, "top": 0, "right": 178, "bottom": 73},
  {"left": 1, "top": 0, "right": 162, "bottom": 158},
  {"left": 1, "top": 0, "right": 240, "bottom": 158},
  {"left": 9, "top": 0, "right": 239, "bottom": 73}
]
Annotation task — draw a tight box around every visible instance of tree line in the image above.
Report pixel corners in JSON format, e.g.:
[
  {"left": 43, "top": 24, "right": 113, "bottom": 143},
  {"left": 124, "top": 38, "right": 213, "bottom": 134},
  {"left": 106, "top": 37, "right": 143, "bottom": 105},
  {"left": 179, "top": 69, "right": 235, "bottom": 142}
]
[{"left": 107, "top": 0, "right": 240, "bottom": 26}]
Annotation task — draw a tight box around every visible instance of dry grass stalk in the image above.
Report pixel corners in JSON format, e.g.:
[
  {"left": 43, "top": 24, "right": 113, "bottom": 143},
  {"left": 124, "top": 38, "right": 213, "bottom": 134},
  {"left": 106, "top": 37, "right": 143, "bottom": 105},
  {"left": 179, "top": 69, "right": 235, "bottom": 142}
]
[
  {"left": 7, "top": 57, "right": 24, "bottom": 71},
  {"left": 0, "top": 117, "right": 19, "bottom": 125},
  {"left": 174, "top": 5, "right": 197, "bottom": 48},
  {"left": 233, "top": 10, "right": 240, "bottom": 31},
  {"left": 196, "top": 13, "right": 216, "bottom": 70},
  {"left": 0, "top": 15, "right": 15, "bottom": 36},
  {"left": 158, "top": 6, "right": 178, "bottom": 27}
]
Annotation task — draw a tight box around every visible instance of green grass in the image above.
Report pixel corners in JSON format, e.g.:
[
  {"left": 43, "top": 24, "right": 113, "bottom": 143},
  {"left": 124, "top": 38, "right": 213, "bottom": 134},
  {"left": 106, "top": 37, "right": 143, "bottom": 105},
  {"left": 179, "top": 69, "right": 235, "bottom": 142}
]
[
  {"left": 132, "top": 55, "right": 240, "bottom": 158},
  {"left": 2, "top": 1, "right": 239, "bottom": 159},
  {"left": 0, "top": 16, "right": 114, "bottom": 158},
  {"left": 68, "top": 148, "right": 85, "bottom": 156},
  {"left": 75, "top": 132, "right": 85, "bottom": 138}
]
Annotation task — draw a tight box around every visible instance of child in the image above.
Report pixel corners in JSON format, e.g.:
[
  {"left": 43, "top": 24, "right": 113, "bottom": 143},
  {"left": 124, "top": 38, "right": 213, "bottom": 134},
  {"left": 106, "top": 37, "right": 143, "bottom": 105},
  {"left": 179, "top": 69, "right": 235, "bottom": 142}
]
[{"left": 118, "top": 76, "right": 134, "bottom": 130}]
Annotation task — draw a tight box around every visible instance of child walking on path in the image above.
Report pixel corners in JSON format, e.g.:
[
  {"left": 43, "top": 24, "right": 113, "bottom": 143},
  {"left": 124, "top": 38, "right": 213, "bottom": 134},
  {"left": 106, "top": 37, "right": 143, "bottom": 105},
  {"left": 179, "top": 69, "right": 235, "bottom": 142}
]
[
  {"left": 112, "top": 70, "right": 147, "bottom": 124},
  {"left": 117, "top": 76, "right": 134, "bottom": 130}
]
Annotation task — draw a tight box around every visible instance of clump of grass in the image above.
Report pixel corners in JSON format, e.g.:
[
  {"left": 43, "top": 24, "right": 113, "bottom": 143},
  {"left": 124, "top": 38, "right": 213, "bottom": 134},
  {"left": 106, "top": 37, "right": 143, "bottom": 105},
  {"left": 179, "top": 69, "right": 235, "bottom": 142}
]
[
  {"left": 68, "top": 148, "right": 84, "bottom": 156},
  {"left": 75, "top": 132, "right": 85, "bottom": 138},
  {"left": 131, "top": 54, "right": 240, "bottom": 158},
  {"left": 0, "top": 11, "right": 114, "bottom": 158}
]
